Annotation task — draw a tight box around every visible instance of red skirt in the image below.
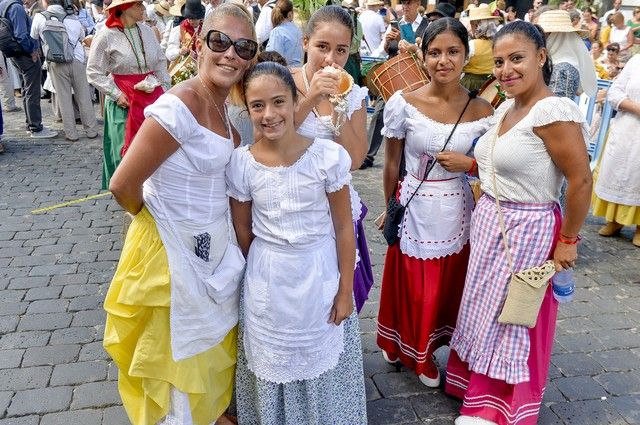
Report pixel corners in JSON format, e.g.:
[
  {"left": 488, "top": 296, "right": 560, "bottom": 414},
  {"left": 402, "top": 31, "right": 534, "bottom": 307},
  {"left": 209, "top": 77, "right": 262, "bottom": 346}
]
[{"left": 376, "top": 242, "right": 469, "bottom": 376}]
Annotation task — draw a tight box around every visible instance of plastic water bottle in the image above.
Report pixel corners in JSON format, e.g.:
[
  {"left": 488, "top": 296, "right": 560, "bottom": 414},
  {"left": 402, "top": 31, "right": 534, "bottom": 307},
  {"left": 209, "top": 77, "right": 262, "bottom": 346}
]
[{"left": 552, "top": 270, "right": 575, "bottom": 303}]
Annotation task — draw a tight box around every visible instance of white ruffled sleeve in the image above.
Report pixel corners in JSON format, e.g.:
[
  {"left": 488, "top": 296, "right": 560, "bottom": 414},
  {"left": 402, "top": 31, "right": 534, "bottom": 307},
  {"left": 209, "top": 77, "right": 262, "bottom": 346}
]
[
  {"left": 144, "top": 94, "right": 194, "bottom": 145},
  {"left": 345, "top": 84, "right": 368, "bottom": 119},
  {"left": 316, "top": 139, "right": 352, "bottom": 193},
  {"left": 532, "top": 97, "right": 590, "bottom": 146},
  {"left": 226, "top": 147, "right": 252, "bottom": 202},
  {"left": 607, "top": 55, "right": 639, "bottom": 109},
  {"left": 381, "top": 91, "right": 408, "bottom": 140}
]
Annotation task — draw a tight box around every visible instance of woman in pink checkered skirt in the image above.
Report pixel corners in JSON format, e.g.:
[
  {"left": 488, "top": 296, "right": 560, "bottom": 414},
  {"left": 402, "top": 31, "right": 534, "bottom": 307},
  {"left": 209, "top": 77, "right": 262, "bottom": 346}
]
[{"left": 445, "top": 22, "right": 593, "bottom": 425}]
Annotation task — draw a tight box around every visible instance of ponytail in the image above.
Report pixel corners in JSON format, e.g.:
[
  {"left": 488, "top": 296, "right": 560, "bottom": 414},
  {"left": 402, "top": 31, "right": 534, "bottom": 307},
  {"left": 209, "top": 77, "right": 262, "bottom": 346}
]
[{"left": 271, "top": 0, "right": 293, "bottom": 28}]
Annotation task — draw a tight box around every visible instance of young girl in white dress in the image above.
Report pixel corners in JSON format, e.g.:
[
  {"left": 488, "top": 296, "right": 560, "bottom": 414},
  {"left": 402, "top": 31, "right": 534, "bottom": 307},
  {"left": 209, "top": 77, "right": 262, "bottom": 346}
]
[{"left": 228, "top": 62, "right": 367, "bottom": 424}]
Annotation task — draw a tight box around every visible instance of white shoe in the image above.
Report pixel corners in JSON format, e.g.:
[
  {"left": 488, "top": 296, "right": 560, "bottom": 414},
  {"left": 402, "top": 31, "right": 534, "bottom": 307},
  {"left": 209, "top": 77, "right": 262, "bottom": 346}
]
[
  {"left": 455, "top": 415, "right": 498, "bottom": 425},
  {"left": 382, "top": 350, "right": 400, "bottom": 364},
  {"left": 418, "top": 370, "right": 441, "bottom": 387},
  {"left": 30, "top": 127, "right": 58, "bottom": 139}
]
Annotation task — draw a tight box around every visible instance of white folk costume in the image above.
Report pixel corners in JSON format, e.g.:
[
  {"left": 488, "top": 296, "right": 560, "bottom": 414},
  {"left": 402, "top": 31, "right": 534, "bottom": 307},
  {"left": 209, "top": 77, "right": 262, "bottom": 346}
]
[
  {"left": 103, "top": 94, "right": 242, "bottom": 425},
  {"left": 297, "top": 80, "right": 374, "bottom": 312},
  {"left": 376, "top": 91, "right": 491, "bottom": 379},
  {"left": 446, "top": 97, "right": 590, "bottom": 425},
  {"left": 228, "top": 138, "right": 367, "bottom": 424}
]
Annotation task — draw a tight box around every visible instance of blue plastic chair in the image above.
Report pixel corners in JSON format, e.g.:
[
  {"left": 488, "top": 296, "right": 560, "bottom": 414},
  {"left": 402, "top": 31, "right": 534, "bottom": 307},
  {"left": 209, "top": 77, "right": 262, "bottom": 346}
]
[{"left": 574, "top": 79, "right": 614, "bottom": 168}]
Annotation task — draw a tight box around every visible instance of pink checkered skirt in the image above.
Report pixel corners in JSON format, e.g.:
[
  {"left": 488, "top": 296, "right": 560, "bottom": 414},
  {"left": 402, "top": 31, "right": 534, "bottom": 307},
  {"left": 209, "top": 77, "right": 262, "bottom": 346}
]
[{"left": 446, "top": 194, "right": 561, "bottom": 425}]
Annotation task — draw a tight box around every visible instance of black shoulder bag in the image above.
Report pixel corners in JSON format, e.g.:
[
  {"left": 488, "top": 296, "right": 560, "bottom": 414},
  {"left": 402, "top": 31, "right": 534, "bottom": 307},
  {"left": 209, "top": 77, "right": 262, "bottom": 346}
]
[{"left": 383, "top": 91, "right": 478, "bottom": 246}]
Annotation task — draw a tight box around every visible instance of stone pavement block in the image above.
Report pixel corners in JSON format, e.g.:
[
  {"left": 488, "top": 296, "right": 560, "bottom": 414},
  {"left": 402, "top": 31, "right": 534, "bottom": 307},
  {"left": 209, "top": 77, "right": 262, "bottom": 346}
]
[
  {"left": 359, "top": 301, "right": 379, "bottom": 320},
  {"left": 361, "top": 332, "right": 381, "bottom": 354},
  {"left": 41, "top": 409, "right": 103, "bottom": 425},
  {"left": 0, "top": 291, "right": 25, "bottom": 303},
  {"left": 551, "top": 353, "right": 604, "bottom": 377},
  {"left": 0, "top": 391, "right": 12, "bottom": 416},
  {"left": 365, "top": 377, "right": 381, "bottom": 401},
  {"left": 0, "top": 247, "right": 33, "bottom": 258},
  {"left": 590, "top": 313, "right": 637, "bottom": 330},
  {"left": 0, "top": 416, "right": 40, "bottom": 425},
  {"left": 7, "top": 276, "right": 49, "bottom": 290},
  {"left": 78, "top": 342, "right": 109, "bottom": 361},
  {"left": 26, "top": 299, "right": 69, "bottom": 314},
  {"left": 71, "top": 381, "right": 120, "bottom": 409},
  {"left": 366, "top": 398, "right": 418, "bottom": 425},
  {"left": 363, "top": 353, "right": 399, "bottom": 378},
  {"left": 0, "top": 302, "right": 28, "bottom": 316},
  {"left": 595, "top": 371, "right": 640, "bottom": 396},
  {"left": 538, "top": 404, "right": 563, "bottom": 425},
  {"left": 107, "top": 362, "right": 118, "bottom": 381},
  {"left": 7, "top": 386, "right": 72, "bottom": 416},
  {"left": 542, "top": 382, "right": 566, "bottom": 403},
  {"left": 0, "top": 349, "right": 23, "bottom": 369},
  {"left": 9, "top": 254, "right": 59, "bottom": 268},
  {"left": 593, "top": 329, "right": 640, "bottom": 350},
  {"left": 410, "top": 394, "right": 460, "bottom": 419},
  {"left": 29, "top": 263, "right": 78, "bottom": 277},
  {"left": 0, "top": 366, "right": 52, "bottom": 391},
  {"left": 102, "top": 405, "right": 129, "bottom": 425},
  {"left": 72, "top": 310, "right": 106, "bottom": 327},
  {"left": 50, "top": 274, "right": 90, "bottom": 287},
  {"left": 608, "top": 395, "right": 640, "bottom": 424},
  {"left": 33, "top": 244, "right": 73, "bottom": 255},
  {"left": 24, "top": 286, "right": 63, "bottom": 301},
  {"left": 557, "top": 334, "right": 606, "bottom": 353},
  {"left": 51, "top": 361, "right": 108, "bottom": 386},
  {"left": 0, "top": 316, "right": 18, "bottom": 335},
  {"left": 57, "top": 252, "right": 98, "bottom": 265},
  {"left": 61, "top": 284, "right": 100, "bottom": 298},
  {"left": 68, "top": 295, "right": 103, "bottom": 312},
  {"left": 373, "top": 371, "right": 428, "bottom": 398},
  {"left": 551, "top": 399, "right": 627, "bottom": 425},
  {"left": 0, "top": 331, "right": 50, "bottom": 349},
  {"left": 18, "top": 313, "right": 73, "bottom": 331},
  {"left": 359, "top": 318, "right": 377, "bottom": 334},
  {"left": 591, "top": 349, "right": 640, "bottom": 372},
  {"left": 22, "top": 345, "right": 80, "bottom": 367},
  {"left": 553, "top": 376, "right": 608, "bottom": 401},
  {"left": 50, "top": 327, "right": 96, "bottom": 345}
]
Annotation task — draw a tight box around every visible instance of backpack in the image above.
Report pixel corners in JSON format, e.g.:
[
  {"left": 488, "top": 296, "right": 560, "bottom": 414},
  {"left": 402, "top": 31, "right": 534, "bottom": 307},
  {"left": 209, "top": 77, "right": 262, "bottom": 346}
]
[
  {"left": 40, "top": 11, "right": 75, "bottom": 63},
  {"left": 0, "top": 0, "right": 26, "bottom": 58}
]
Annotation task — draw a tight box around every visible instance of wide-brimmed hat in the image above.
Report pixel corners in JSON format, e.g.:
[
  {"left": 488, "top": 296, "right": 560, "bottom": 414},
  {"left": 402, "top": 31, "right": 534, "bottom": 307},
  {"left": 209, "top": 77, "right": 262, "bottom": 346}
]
[
  {"left": 366, "top": 0, "right": 384, "bottom": 6},
  {"left": 182, "top": 0, "right": 204, "bottom": 19},
  {"left": 169, "top": 0, "right": 185, "bottom": 16},
  {"left": 468, "top": 4, "right": 501, "bottom": 21},
  {"left": 538, "top": 10, "right": 589, "bottom": 36},
  {"left": 104, "top": 0, "right": 142, "bottom": 11},
  {"left": 426, "top": 2, "right": 456, "bottom": 18},
  {"left": 154, "top": 0, "right": 170, "bottom": 16}
]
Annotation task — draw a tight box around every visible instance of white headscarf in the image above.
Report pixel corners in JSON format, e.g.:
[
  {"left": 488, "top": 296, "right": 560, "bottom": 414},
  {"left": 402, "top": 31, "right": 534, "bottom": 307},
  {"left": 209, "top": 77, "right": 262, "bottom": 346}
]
[{"left": 546, "top": 32, "right": 597, "bottom": 97}]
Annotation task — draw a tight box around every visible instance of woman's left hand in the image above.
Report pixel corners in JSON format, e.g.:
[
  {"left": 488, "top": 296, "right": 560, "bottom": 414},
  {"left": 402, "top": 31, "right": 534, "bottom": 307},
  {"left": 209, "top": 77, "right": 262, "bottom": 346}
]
[
  {"left": 436, "top": 152, "right": 474, "bottom": 173},
  {"left": 329, "top": 290, "right": 353, "bottom": 325},
  {"left": 552, "top": 242, "right": 578, "bottom": 271}
]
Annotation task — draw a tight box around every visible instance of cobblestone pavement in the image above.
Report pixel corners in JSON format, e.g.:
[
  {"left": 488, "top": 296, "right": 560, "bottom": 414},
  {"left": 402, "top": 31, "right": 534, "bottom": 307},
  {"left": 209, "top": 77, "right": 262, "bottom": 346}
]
[{"left": 0, "top": 103, "right": 639, "bottom": 425}]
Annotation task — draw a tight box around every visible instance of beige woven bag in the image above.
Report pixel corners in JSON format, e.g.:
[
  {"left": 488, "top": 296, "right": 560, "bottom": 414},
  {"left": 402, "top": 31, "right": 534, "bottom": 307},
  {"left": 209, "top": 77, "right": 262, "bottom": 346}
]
[{"left": 490, "top": 112, "right": 557, "bottom": 328}]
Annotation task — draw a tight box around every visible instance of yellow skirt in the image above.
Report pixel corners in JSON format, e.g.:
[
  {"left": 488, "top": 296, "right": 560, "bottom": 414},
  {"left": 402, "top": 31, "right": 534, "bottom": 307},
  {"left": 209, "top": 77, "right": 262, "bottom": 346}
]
[
  {"left": 591, "top": 165, "right": 640, "bottom": 226},
  {"left": 103, "top": 207, "right": 237, "bottom": 425}
]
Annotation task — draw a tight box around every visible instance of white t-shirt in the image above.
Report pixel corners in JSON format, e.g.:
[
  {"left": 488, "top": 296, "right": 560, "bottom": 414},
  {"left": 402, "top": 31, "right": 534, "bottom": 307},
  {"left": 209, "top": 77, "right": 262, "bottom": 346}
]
[
  {"left": 359, "top": 9, "right": 385, "bottom": 56},
  {"left": 30, "top": 5, "right": 85, "bottom": 62}
]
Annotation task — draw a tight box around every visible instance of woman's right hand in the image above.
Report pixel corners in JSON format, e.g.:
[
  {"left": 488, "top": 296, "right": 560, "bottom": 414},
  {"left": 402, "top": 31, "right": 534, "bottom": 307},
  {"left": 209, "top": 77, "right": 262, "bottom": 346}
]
[
  {"left": 306, "top": 67, "right": 340, "bottom": 104},
  {"left": 116, "top": 94, "right": 129, "bottom": 109},
  {"left": 179, "top": 47, "right": 189, "bottom": 56}
]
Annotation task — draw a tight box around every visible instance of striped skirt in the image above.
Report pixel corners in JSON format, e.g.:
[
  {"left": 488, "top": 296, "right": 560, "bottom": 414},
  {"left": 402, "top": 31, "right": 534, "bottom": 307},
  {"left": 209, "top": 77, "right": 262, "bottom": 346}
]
[{"left": 446, "top": 194, "right": 561, "bottom": 425}]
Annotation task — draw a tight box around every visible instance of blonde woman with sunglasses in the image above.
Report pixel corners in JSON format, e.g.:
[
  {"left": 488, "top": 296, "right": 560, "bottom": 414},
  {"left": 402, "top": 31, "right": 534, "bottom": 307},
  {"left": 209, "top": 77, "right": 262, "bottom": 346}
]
[{"left": 102, "top": 4, "right": 258, "bottom": 424}]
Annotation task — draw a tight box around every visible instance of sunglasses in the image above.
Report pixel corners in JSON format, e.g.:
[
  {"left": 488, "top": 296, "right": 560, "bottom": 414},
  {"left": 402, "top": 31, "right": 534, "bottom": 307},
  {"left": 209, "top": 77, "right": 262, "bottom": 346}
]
[
  {"left": 205, "top": 30, "right": 257, "bottom": 61},
  {"left": 606, "top": 48, "right": 619, "bottom": 52}
]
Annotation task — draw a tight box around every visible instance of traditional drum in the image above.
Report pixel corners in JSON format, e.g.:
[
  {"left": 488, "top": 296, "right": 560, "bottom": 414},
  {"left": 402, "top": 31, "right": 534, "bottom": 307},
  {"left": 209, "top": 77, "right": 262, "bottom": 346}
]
[
  {"left": 369, "top": 52, "right": 429, "bottom": 102},
  {"left": 477, "top": 76, "right": 506, "bottom": 108}
]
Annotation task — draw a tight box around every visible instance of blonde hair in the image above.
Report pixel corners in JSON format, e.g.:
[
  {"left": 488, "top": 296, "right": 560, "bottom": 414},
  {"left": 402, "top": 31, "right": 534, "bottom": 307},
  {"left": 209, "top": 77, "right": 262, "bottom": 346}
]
[{"left": 200, "top": 3, "right": 257, "bottom": 105}]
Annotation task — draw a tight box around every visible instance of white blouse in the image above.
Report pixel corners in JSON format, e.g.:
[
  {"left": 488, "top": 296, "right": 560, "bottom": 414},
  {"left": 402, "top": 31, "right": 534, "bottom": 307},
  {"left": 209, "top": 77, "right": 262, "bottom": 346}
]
[
  {"left": 297, "top": 83, "right": 368, "bottom": 222},
  {"left": 226, "top": 138, "right": 352, "bottom": 384},
  {"left": 142, "top": 94, "right": 241, "bottom": 361},
  {"left": 382, "top": 91, "right": 492, "bottom": 260},
  {"left": 475, "top": 97, "right": 590, "bottom": 204}
]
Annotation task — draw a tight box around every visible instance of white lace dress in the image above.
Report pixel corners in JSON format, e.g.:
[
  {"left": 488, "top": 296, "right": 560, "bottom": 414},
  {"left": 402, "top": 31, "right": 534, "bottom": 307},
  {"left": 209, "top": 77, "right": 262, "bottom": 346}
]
[{"left": 228, "top": 138, "right": 367, "bottom": 425}]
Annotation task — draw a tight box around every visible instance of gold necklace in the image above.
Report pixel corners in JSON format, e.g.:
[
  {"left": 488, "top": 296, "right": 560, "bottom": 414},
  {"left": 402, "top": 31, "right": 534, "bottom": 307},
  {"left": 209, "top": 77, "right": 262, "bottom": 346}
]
[{"left": 197, "top": 75, "right": 229, "bottom": 138}]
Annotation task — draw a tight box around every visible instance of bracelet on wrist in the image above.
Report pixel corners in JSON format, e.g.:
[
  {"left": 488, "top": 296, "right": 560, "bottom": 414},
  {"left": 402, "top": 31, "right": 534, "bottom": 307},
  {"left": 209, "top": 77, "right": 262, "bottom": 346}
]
[
  {"left": 467, "top": 159, "right": 477, "bottom": 174},
  {"left": 558, "top": 234, "right": 581, "bottom": 245}
]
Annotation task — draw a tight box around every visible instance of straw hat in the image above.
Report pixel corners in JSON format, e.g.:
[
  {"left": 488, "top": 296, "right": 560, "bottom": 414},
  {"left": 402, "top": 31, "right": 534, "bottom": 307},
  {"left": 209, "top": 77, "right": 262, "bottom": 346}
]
[
  {"left": 538, "top": 10, "right": 589, "bottom": 36},
  {"left": 104, "top": 0, "right": 142, "bottom": 11},
  {"left": 366, "top": 0, "right": 384, "bottom": 6},
  {"left": 468, "top": 4, "right": 501, "bottom": 21},
  {"left": 154, "top": 0, "right": 170, "bottom": 16},
  {"left": 169, "top": 0, "right": 186, "bottom": 16}
]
